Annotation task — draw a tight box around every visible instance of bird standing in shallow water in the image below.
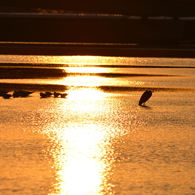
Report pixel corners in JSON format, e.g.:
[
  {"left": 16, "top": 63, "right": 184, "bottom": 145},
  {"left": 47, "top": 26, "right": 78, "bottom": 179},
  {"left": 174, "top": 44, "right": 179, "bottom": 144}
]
[
  {"left": 54, "top": 92, "right": 61, "bottom": 98},
  {"left": 60, "top": 93, "right": 68, "bottom": 98},
  {"left": 139, "top": 90, "right": 152, "bottom": 106},
  {"left": 3, "top": 93, "right": 12, "bottom": 99}
]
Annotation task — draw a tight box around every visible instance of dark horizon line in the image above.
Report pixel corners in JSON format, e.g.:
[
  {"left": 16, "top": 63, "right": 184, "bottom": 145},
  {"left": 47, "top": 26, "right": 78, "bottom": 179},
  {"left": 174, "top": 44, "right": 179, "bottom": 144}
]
[{"left": 0, "top": 43, "right": 195, "bottom": 58}]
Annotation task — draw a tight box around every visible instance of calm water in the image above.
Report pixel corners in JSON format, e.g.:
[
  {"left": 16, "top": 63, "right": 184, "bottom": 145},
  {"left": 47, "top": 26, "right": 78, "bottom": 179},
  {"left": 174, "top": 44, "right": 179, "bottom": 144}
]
[{"left": 0, "top": 55, "right": 195, "bottom": 195}]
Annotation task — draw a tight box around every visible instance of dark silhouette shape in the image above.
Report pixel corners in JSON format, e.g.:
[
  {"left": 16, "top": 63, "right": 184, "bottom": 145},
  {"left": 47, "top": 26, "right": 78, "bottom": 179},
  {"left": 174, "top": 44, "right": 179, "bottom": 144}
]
[
  {"left": 40, "top": 92, "right": 52, "bottom": 98},
  {"left": 13, "top": 90, "right": 33, "bottom": 98},
  {"left": 13, "top": 91, "right": 20, "bottom": 98},
  {"left": 45, "top": 92, "right": 53, "bottom": 97},
  {"left": 60, "top": 93, "right": 68, "bottom": 98},
  {"left": 139, "top": 90, "right": 152, "bottom": 106},
  {"left": 40, "top": 92, "right": 68, "bottom": 98},
  {"left": 0, "top": 90, "right": 9, "bottom": 97},
  {"left": 20, "top": 91, "right": 33, "bottom": 97},
  {"left": 3, "top": 93, "right": 12, "bottom": 99},
  {"left": 40, "top": 92, "right": 53, "bottom": 98},
  {"left": 40, "top": 92, "right": 48, "bottom": 98},
  {"left": 54, "top": 92, "right": 61, "bottom": 98}
]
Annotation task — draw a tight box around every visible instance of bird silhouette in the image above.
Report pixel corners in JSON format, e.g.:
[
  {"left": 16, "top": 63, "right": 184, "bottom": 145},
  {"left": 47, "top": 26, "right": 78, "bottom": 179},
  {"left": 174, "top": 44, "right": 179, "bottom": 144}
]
[
  {"left": 45, "top": 92, "right": 53, "bottom": 97},
  {"left": 139, "top": 90, "right": 152, "bottom": 106},
  {"left": 54, "top": 92, "right": 61, "bottom": 98},
  {"left": 40, "top": 92, "right": 48, "bottom": 98},
  {"left": 13, "top": 90, "right": 33, "bottom": 98},
  {"left": 60, "top": 93, "right": 68, "bottom": 98},
  {"left": 3, "top": 93, "right": 12, "bottom": 99}
]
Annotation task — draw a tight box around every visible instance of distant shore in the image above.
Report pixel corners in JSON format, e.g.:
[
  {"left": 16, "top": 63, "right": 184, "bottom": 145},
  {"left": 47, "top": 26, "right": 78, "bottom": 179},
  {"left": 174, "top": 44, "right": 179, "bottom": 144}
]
[{"left": 0, "top": 42, "right": 195, "bottom": 58}]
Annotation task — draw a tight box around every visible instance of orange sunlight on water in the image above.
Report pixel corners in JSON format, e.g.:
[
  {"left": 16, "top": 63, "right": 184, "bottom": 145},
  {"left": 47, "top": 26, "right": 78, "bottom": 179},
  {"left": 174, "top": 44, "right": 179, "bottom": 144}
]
[
  {"left": 41, "top": 90, "right": 124, "bottom": 195},
  {"left": 1, "top": 55, "right": 195, "bottom": 195},
  {"left": 0, "top": 55, "right": 139, "bottom": 65},
  {"left": 51, "top": 125, "right": 112, "bottom": 195}
]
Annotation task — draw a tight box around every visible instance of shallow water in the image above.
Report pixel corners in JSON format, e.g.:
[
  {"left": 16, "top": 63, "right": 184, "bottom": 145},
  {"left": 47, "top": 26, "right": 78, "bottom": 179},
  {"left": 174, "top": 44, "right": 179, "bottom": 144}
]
[{"left": 0, "top": 55, "right": 195, "bottom": 195}]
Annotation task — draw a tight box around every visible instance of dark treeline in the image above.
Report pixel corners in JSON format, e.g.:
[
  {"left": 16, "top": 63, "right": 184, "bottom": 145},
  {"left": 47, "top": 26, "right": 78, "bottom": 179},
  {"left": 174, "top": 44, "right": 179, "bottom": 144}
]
[{"left": 1, "top": 0, "right": 195, "bottom": 16}]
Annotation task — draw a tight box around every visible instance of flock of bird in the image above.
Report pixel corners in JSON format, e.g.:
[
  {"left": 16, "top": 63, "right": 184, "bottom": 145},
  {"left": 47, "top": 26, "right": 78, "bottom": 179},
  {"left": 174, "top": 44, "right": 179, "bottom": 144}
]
[
  {"left": 0, "top": 89, "right": 152, "bottom": 105},
  {"left": 40, "top": 92, "right": 68, "bottom": 98},
  {"left": 0, "top": 90, "right": 68, "bottom": 99},
  {"left": 0, "top": 90, "right": 33, "bottom": 99}
]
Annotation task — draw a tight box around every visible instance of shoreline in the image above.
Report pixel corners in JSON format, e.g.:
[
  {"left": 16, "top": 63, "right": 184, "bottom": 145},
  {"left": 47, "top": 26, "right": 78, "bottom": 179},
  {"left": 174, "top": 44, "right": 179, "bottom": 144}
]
[{"left": 0, "top": 43, "right": 195, "bottom": 58}]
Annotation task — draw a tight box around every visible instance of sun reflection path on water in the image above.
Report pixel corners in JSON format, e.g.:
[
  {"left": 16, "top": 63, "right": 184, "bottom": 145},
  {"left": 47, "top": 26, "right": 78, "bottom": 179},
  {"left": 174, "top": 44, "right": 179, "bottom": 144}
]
[
  {"left": 43, "top": 89, "right": 124, "bottom": 195},
  {"left": 28, "top": 55, "right": 142, "bottom": 195},
  {"left": 51, "top": 124, "right": 113, "bottom": 195}
]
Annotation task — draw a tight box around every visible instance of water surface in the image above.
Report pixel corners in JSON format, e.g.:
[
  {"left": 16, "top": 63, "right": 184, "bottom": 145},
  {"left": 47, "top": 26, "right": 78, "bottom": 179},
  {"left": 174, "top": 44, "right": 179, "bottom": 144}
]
[{"left": 0, "top": 55, "right": 195, "bottom": 195}]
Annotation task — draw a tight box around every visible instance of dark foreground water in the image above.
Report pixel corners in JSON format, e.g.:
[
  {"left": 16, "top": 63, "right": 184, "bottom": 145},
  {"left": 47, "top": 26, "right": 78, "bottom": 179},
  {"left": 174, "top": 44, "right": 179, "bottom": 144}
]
[{"left": 0, "top": 55, "right": 195, "bottom": 195}]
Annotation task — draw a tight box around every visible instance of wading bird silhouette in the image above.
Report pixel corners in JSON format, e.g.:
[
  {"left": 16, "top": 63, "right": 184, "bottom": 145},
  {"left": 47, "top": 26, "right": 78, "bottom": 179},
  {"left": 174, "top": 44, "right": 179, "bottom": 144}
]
[{"left": 139, "top": 90, "right": 152, "bottom": 106}]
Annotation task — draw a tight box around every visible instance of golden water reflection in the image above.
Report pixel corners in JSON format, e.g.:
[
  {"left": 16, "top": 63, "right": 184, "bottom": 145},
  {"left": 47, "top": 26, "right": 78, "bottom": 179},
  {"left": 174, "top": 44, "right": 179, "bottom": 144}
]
[
  {"left": 67, "top": 88, "right": 106, "bottom": 101},
  {"left": 52, "top": 125, "right": 113, "bottom": 195},
  {"left": 44, "top": 89, "right": 120, "bottom": 195}
]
